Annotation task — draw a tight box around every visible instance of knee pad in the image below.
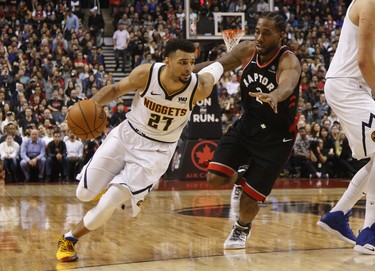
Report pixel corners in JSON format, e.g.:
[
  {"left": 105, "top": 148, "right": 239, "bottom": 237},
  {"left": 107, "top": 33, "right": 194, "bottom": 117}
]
[{"left": 76, "top": 185, "right": 98, "bottom": 202}]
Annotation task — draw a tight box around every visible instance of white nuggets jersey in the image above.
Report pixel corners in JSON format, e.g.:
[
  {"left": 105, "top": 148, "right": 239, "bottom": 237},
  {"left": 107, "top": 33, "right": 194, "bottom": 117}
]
[
  {"left": 324, "top": 0, "right": 375, "bottom": 159},
  {"left": 126, "top": 63, "right": 198, "bottom": 143},
  {"left": 326, "top": 1, "right": 363, "bottom": 80}
]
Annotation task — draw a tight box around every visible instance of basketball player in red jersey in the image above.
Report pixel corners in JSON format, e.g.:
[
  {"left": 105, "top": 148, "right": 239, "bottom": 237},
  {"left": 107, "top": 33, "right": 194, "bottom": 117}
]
[
  {"left": 56, "top": 39, "right": 225, "bottom": 261},
  {"left": 317, "top": 0, "right": 375, "bottom": 255},
  {"left": 194, "top": 12, "right": 301, "bottom": 249}
]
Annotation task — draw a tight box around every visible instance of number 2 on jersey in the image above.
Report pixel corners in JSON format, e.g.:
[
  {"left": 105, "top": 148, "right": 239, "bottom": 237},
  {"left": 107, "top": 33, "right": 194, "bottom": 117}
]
[{"left": 148, "top": 113, "right": 173, "bottom": 131}]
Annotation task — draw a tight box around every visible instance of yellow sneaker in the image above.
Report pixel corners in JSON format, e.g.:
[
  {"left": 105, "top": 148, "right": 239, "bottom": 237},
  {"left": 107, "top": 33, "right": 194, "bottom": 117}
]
[
  {"left": 92, "top": 188, "right": 107, "bottom": 202},
  {"left": 56, "top": 235, "right": 78, "bottom": 262}
]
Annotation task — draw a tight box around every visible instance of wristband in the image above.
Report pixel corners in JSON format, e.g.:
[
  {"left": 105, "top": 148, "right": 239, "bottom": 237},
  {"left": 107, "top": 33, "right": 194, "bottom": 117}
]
[{"left": 198, "top": 62, "right": 224, "bottom": 85}]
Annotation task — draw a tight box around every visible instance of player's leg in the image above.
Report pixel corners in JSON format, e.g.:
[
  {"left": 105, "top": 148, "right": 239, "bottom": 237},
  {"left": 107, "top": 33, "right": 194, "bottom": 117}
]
[
  {"left": 229, "top": 165, "right": 249, "bottom": 220},
  {"left": 319, "top": 78, "right": 375, "bottom": 244},
  {"left": 354, "top": 156, "right": 375, "bottom": 254},
  {"left": 56, "top": 184, "right": 131, "bottom": 262},
  {"left": 56, "top": 126, "right": 127, "bottom": 262},
  {"left": 20, "top": 159, "right": 30, "bottom": 182},
  {"left": 317, "top": 160, "right": 370, "bottom": 245},
  {"left": 224, "top": 142, "right": 292, "bottom": 249},
  {"left": 75, "top": 128, "right": 126, "bottom": 202},
  {"left": 207, "top": 128, "right": 248, "bottom": 187},
  {"left": 206, "top": 132, "right": 249, "bottom": 219}
]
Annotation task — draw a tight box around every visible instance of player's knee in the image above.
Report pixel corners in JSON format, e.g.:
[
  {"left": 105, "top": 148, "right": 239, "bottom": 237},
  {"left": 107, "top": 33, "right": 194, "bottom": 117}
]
[
  {"left": 76, "top": 186, "right": 97, "bottom": 202},
  {"left": 207, "top": 172, "right": 229, "bottom": 187}
]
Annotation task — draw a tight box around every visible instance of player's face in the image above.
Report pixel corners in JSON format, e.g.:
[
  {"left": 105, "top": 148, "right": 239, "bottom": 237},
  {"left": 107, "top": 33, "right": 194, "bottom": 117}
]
[
  {"left": 166, "top": 50, "right": 195, "bottom": 83},
  {"left": 254, "top": 18, "right": 284, "bottom": 57}
]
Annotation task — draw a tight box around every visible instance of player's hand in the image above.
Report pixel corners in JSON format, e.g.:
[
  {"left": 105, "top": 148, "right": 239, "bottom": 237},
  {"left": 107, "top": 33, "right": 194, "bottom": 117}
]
[{"left": 249, "top": 92, "right": 278, "bottom": 114}]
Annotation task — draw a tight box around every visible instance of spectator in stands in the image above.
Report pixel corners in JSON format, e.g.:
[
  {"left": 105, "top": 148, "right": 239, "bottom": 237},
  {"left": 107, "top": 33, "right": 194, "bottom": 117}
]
[
  {"left": 65, "top": 80, "right": 75, "bottom": 98},
  {"left": 335, "top": 131, "right": 369, "bottom": 179},
  {"left": 314, "top": 93, "right": 330, "bottom": 119},
  {"left": 66, "top": 89, "right": 81, "bottom": 108},
  {"left": 47, "top": 90, "right": 64, "bottom": 122},
  {"left": 110, "top": 101, "right": 127, "bottom": 128},
  {"left": 64, "top": 8, "right": 79, "bottom": 41},
  {"left": 22, "top": 124, "right": 33, "bottom": 141},
  {"left": 310, "top": 121, "right": 321, "bottom": 139},
  {"left": 10, "top": 83, "right": 25, "bottom": 108},
  {"left": 40, "top": 124, "right": 53, "bottom": 145},
  {"left": 82, "top": 73, "right": 97, "bottom": 96},
  {"left": 0, "top": 88, "right": 6, "bottom": 110},
  {"left": 18, "top": 106, "right": 38, "bottom": 133},
  {"left": 257, "top": 0, "right": 269, "bottom": 12},
  {"left": 82, "top": 139, "right": 100, "bottom": 165},
  {"left": 73, "top": 51, "right": 87, "bottom": 74},
  {"left": 73, "top": 3, "right": 85, "bottom": 22},
  {"left": 52, "top": 32, "right": 68, "bottom": 53},
  {"left": 310, "top": 138, "right": 332, "bottom": 178},
  {"left": 20, "top": 128, "right": 46, "bottom": 182},
  {"left": 45, "top": 130, "right": 68, "bottom": 182},
  {"left": 293, "top": 126, "right": 315, "bottom": 178},
  {"left": 113, "top": 22, "right": 130, "bottom": 73},
  {"left": 65, "top": 70, "right": 82, "bottom": 94},
  {"left": 225, "top": 73, "right": 240, "bottom": 95},
  {"left": 59, "top": 122, "right": 70, "bottom": 141},
  {"left": 1, "top": 111, "right": 15, "bottom": 133},
  {"left": 39, "top": 108, "right": 56, "bottom": 126},
  {"left": 75, "top": 85, "right": 86, "bottom": 100},
  {"left": 88, "top": 7, "right": 105, "bottom": 48},
  {"left": 0, "top": 134, "right": 20, "bottom": 183},
  {"left": 66, "top": 133, "right": 83, "bottom": 182}
]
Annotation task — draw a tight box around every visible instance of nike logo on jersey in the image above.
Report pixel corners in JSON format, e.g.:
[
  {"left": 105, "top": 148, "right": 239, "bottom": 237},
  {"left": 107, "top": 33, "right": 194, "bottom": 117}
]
[
  {"left": 151, "top": 91, "right": 161, "bottom": 95},
  {"left": 283, "top": 138, "right": 293, "bottom": 143}
]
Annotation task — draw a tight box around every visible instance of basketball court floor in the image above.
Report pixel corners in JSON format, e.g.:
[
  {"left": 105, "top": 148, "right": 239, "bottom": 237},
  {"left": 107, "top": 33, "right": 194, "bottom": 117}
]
[{"left": 1, "top": 177, "right": 374, "bottom": 271}]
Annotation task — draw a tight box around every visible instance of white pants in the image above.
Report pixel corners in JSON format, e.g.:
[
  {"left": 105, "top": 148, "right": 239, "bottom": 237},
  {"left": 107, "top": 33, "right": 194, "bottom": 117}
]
[
  {"left": 325, "top": 78, "right": 375, "bottom": 159},
  {"left": 76, "top": 120, "right": 177, "bottom": 202}
]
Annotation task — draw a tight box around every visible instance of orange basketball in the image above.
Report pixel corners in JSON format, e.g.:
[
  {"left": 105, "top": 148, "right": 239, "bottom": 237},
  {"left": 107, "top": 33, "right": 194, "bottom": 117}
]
[{"left": 66, "top": 100, "right": 106, "bottom": 140}]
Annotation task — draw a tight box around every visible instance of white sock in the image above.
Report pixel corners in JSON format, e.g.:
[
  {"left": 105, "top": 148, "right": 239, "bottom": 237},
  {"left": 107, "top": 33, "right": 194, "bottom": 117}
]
[
  {"left": 364, "top": 196, "right": 375, "bottom": 228},
  {"left": 64, "top": 230, "right": 77, "bottom": 240},
  {"left": 363, "top": 157, "right": 375, "bottom": 228},
  {"left": 331, "top": 160, "right": 371, "bottom": 213},
  {"left": 331, "top": 182, "right": 365, "bottom": 214}
]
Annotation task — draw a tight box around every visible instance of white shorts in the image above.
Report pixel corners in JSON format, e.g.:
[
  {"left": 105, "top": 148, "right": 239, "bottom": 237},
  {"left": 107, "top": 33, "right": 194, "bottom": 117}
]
[
  {"left": 325, "top": 78, "right": 375, "bottom": 159},
  {"left": 76, "top": 119, "right": 178, "bottom": 201}
]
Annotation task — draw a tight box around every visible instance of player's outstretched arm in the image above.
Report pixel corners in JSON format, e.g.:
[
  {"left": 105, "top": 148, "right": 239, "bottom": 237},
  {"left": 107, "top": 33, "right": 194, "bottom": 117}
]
[
  {"left": 194, "top": 41, "right": 254, "bottom": 73},
  {"left": 91, "top": 64, "right": 152, "bottom": 106},
  {"left": 250, "top": 53, "right": 301, "bottom": 114},
  {"left": 193, "top": 62, "right": 224, "bottom": 103}
]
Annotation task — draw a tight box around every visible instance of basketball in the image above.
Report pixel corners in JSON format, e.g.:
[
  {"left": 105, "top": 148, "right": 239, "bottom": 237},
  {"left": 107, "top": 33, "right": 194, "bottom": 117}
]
[{"left": 66, "top": 100, "right": 106, "bottom": 140}]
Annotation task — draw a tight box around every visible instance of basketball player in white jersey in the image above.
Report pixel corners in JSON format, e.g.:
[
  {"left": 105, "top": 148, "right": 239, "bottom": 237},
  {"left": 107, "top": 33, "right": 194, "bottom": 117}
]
[
  {"left": 56, "top": 39, "right": 224, "bottom": 262},
  {"left": 317, "top": 0, "right": 375, "bottom": 255}
]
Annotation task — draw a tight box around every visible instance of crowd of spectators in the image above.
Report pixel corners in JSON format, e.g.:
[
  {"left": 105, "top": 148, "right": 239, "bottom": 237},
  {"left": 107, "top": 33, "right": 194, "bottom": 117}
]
[
  {"left": 0, "top": 0, "right": 366, "bottom": 183},
  {"left": 0, "top": 0, "right": 115, "bottom": 183}
]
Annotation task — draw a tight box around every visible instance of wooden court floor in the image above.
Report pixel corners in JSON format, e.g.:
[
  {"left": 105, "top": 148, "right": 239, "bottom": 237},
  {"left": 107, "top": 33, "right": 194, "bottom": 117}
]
[{"left": 1, "top": 177, "right": 375, "bottom": 271}]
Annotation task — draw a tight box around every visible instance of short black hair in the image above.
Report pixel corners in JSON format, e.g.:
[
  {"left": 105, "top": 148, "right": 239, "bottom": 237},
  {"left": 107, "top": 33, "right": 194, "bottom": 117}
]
[
  {"left": 259, "top": 11, "right": 286, "bottom": 33},
  {"left": 163, "top": 39, "right": 195, "bottom": 58}
]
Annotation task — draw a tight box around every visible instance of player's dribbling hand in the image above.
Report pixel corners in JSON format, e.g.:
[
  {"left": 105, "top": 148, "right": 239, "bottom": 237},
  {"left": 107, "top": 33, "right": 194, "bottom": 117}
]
[{"left": 249, "top": 92, "right": 278, "bottom": 114}]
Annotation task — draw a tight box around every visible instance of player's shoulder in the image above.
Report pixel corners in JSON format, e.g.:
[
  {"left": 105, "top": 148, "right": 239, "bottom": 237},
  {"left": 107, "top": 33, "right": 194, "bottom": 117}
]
[
  {"left": 132, "top": 63, "right": 154, "bottom": 74},
  {"left": 279, "top": 47, "right": 300, "bottom": 64},
  {"left": 234, "top": 40, "right": 255, "bottom": 55}
]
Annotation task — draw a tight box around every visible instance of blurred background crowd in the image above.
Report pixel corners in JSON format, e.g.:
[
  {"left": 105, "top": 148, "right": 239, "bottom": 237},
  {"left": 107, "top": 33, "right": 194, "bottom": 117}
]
[{"left": 0, "top": 0, "right": 365, "bottom": 183}]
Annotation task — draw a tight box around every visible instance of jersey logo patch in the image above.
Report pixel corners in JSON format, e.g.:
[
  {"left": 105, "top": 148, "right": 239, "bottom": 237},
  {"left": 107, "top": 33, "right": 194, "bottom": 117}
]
[
  {"left": 178, "top": 97, "right": 188, "bottom": 103},
  {"left": 371, "top": 131, "right": 375, "bottom": 142},
  {"left": 268, "top": 65, "right": 276, "bottom": 74}
]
